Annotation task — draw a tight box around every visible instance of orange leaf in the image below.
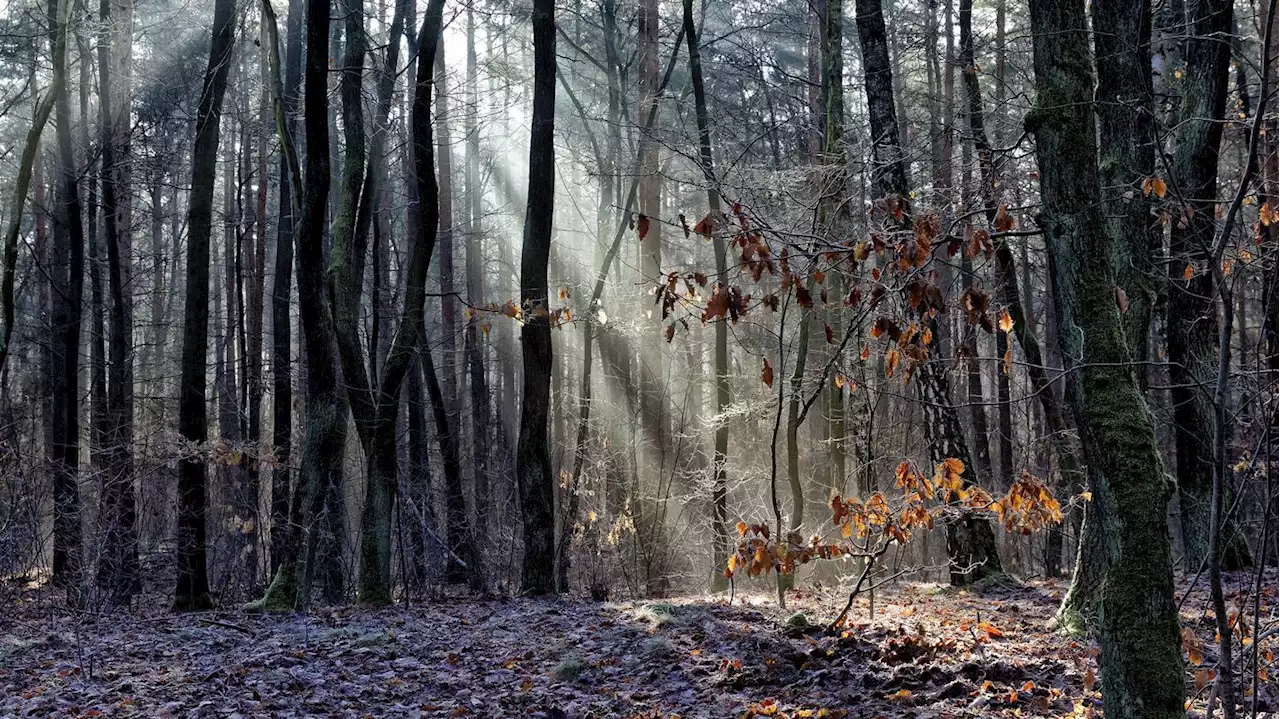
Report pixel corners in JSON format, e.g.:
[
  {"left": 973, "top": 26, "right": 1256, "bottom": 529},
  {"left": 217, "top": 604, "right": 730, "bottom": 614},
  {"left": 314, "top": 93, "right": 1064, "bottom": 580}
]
[
  {"left": 1184, "top": 263, "right": 1195, "bottom": 281},
  {"left": 762, "top": 358, "right": 774, "bottom": 388},
  {"left": 993, "top": 204, "right": 1015, "bottom": 232},
  {"left": 885, "top": 348, "right": 899, "bottom": 378},
  {"left": 998, "top": 309, "right": 1014, "bottom": 333},
  {"left": 736, "top": 521, "right": 749, "bottom": 536}
]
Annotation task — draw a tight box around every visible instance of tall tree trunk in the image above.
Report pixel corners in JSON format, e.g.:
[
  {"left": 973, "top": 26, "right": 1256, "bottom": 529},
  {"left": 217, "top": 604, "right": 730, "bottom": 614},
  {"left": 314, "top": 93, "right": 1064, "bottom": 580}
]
[
  {"left": 282, "top": 0, "right": 347, "bottom": 611},
  {"left": 97, "top": 0, "right": 137, "bottom": 603},
  {"left": 268, "top": 0, "right": 302, "bottom": 580},
  {"left": 855, "top": 0, "right": 1000, "bottom": 585},
  {"left": 636, "top": 0, "right": 665, "bottom": 477},
  {"left": 1166, "top": 0, "right": 1251, "bottom": 571},
  {"left": 462, "top": 3, "right": 489, "bottom": 591},
  {"left": 517, "top": 0, "right": 557, "bottom": 596},
  {"left": 1051, "top": 0, "right": 1164, "bottom": 624},
  {"left": 1025, "top": 0, "right": 1185, "bottom": 714},
  {"left": 174, "top": 0, "right": 236, "bottom": 611},
  {"left": 47, "top": 0, "right": 85, "bottom": 604},
  {"left": 681, "top": 0, "right": 730, "bottom": 590},
  {"left": 821, "top": 0, "right": 849, "bottom": 501},
  {"left": 370, "top": 0, "right": 446, "bottom": 604}
]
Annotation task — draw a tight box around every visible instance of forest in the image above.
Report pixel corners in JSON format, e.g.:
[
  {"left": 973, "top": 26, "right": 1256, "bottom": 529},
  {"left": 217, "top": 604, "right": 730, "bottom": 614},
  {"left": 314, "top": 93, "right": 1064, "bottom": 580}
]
[{"left": 0, "top": 0, "right": 1276, "bottom": 715}]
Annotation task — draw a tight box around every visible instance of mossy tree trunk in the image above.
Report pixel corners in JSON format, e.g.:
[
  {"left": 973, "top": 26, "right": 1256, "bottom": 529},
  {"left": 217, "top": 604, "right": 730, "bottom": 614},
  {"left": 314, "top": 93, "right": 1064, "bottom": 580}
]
[{"left": 1025, "top": 0, "right": 1185, "bottom": 714}]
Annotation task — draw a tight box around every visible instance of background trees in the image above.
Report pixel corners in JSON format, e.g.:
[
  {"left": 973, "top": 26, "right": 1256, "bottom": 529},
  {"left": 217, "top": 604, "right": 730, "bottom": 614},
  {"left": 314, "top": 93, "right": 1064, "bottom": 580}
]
[{"left": 0, "top": 0, "right": 1273, "bottom": 712}]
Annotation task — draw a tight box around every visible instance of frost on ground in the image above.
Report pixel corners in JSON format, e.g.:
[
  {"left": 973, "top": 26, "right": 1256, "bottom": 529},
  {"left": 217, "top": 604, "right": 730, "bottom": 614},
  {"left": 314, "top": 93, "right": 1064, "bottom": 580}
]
[{"left": 0, "top": 572, "right": 1274, "bottom": 718}]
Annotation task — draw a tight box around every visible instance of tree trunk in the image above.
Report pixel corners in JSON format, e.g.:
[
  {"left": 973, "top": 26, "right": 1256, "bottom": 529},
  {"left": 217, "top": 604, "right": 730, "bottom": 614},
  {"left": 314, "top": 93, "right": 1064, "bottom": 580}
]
[
  {"left": 517, "top": 0, "right": 557, "bottom": 596},
  {"left": 47, "top": 0, "right": 85, "bottom": 604},
  {"left": 289, "top": 0, "right": 347, "bottom": 611},
  {"left": 97, "top": 0, "right": 138, "bottom": 603},
  {"left": 174, "top": 0, "right": 235, "bottom": 612},
  {"left": 268, "top": 0, "right": 302, "bottom": 580},
  {"left": 678, "top": 0, "right": 730, "bottom": 591},
  {"left": 462, "top": 2, "right": 489, "bottom": 591},
  {"left": 855, "top": 0, "right": 1000, "bottom": 585},
  {"left": 1166, "top": 0, "right": 1251, "bottom": 572},
  {"left": 1025, "top": 0, "right": 1185, "bottom": 713}
]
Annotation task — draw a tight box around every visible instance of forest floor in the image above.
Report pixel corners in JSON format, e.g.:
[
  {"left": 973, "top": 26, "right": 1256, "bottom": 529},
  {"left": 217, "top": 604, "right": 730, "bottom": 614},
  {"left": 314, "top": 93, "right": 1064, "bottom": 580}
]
[{"left": 0, "top": 570, "right": 1275, "bottom": 718}]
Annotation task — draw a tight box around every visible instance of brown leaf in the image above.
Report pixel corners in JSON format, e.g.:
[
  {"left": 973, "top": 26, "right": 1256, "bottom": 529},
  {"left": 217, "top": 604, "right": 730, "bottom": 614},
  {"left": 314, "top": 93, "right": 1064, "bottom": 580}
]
[
  {"left": 993, "top": 205, "right": 1016, "bottom": 233},
  {"left": 762, "top": 358, "right": 774, "bottom": 388},
  {"left": 1114, "top": 286, "right": 1129, "bottom": 314},
  {"left": 637, "top": 214, "right": 651, "bottom": 241}
]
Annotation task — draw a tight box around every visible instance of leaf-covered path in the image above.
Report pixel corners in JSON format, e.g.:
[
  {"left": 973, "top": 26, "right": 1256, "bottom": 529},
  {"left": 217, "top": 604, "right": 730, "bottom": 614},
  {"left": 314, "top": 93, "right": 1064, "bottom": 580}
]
[{"left": 2, "top": 573, "right": 1274, "bottom": 717}]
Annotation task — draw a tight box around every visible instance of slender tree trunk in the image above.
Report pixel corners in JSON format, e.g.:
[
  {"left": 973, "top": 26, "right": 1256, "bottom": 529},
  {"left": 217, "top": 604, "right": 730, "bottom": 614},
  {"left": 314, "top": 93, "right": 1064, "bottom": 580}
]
[
  {"left": 518, "top": 0, "right": 557, "bottom": 596},
  {"left": 680, "top": 0, "right": 730, "bottom": 590},
  {"left": 96, "top": 0, "right": 138, "bottom": 602},
  {"left": 462, "top": 3, "right": 489, "bottom": 591},
  {"left": 268, "top": 0, "right": 302, "bottom": 580},
  {"left": 855, "top": 0, "right": 1000, "bottom": 585},
  {"left": 286, "top": 0, "right": 347, "bottom": 611},
  {"left": 48, "top": 0, "right": 85, "bottom": 604},
  {"left": 174, "top": 0, "right": 236, "bottom": 612}
]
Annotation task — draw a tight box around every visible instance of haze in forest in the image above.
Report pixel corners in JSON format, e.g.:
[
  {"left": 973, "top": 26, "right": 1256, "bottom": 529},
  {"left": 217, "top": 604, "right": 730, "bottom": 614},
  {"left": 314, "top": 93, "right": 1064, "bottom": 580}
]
[{"left": 0, "top": 0, "right": 1275, "bottom": 716}]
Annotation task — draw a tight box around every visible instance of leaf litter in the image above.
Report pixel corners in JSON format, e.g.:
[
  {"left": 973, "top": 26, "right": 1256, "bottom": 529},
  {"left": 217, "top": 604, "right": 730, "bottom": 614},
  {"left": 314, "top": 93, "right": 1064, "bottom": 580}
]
[{"left": 0, "top": 571, "right": 1274, "bottom": 718}]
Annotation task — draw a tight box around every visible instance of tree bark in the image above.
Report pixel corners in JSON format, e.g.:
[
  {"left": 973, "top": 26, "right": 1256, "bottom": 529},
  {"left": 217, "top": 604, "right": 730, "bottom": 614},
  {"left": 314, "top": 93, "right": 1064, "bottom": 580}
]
[
  {"left": 517, "top": 0, "right": 557, "bottom": 596},
  {"left": 1166, "top": 0, "right": 1251, "bottom": 571},
  {"left": 462, "top": 3, "right": 489, "bottom": 591},
  {"left": 174, "top": 0, "right": 235, "bottom": 612},
  {"left": 855, "top": 0, "right": 1000, "bottom": 585},
  {"left": 679, "top": 0, "right": 731, "bottom": 591},
  {"left": 47, "top": 0, "right": 86, "bottom": 604},
  {"left": 1025, "top": 0, "right": 1185, "bottom": 713},
  {"left": 267, "top": 0, "right": 302, "bottom": 580}
]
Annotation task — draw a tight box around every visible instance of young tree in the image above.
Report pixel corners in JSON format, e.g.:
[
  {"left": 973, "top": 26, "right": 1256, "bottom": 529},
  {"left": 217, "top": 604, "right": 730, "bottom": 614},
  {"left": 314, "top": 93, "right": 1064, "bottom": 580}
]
[{"left": 173, "top": 0, "right": 236, "bottom": 612}]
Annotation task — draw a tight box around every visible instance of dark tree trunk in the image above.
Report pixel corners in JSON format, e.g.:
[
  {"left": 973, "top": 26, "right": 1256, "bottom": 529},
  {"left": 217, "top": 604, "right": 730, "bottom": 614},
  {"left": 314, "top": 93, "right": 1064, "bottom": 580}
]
[
  {"left": 517, "top": 0, "right": 557, "bottom": 596},
  {"left": 97, "top": 0, "right": 138, "bottom": 603},
  {"left": 462, "top": 2, "right": 490, "bottom": 591},
  {"left": 47, "top": 0, "right": 85, "bottom": 604},
  {"left": 682, "top": 0, "right": 731, "bottom": 592},
  {"left": 268, "top": 0, "right": 303, "bottom": 580},
  {"left": 1025, "top": 0, "right": 1185, "bottom": 714},
  {"left": 855, "top": 0, "right": 1000, "bottom": 585},
  {"left": 1166, "top": 0, "right": 1251, "bottom": 572},
  {"left": 174, "top": 0, "right": 235, "bottom": 612},
  {"left": 285, "top": 0, "right": 347, "bottom": 611}
]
